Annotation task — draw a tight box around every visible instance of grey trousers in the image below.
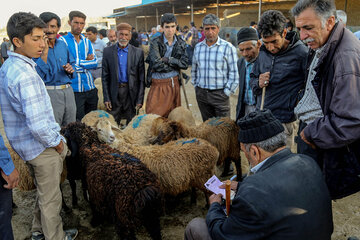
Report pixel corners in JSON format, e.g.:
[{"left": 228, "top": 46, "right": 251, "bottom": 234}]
[
  {"left": 47, "top": 86, "right": 76, "bottom": 126},
  {"left": 195, "top": 87, "right": 230, "bottom": 122},
  {"left": 184, "top": 218, "right": 212, "bottom": 240}
]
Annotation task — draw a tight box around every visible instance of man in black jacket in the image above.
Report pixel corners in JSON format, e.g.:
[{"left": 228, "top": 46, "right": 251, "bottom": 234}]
[
  {"left": 145, "top": 13, "right": 188, "bottom": 117},
  {"left": 102, "top": 23, "right": 145, "bottom": 125},
  {"left": 235, "top": 27, "right": 261, "bottom": 123},
  {"left": 250, "top": 10, "right": 308, "bottom": 150},
  {"left": 292, "top": 0, "right": 360, "bottom": 199},
  {"left": 184, "top": 110, "right": 333, "bottom": 240}
]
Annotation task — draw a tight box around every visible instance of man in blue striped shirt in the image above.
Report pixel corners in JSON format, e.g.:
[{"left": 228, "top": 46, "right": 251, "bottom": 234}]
[
  {"left": 61, "top": 11, "right": 98, "bottom": 121},
  {"left": 191, "top": 14, "right": 239, "bottom": 121},
  {"left": 0, "top": 12, "right": 77, "bottom": 240}
]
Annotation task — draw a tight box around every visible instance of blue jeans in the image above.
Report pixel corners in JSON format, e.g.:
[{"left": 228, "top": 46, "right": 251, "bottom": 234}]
[{"left": 0, "top": 177, "right": 14, "bottom": 240}]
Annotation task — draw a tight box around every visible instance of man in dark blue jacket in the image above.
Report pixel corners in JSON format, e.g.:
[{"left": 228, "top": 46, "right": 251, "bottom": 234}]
[
  {"left": 250, "top": 10, "right": 308, "bottom": 150},
  {"left": 34, "top": 12, "right": 76, "bottom": 126},
  {"left": 184, "top": 110, "right": 333, "bottom": 240}
]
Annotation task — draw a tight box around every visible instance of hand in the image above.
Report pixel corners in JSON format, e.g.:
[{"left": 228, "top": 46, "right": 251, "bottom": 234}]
[
  {"left": 300, "top": 130, "right": 316, "bottom": 149},
  {"left": 42, "top": 36, "right": 49, "bottom": 54},
  {"left": 86, "top": 54, "right": 94, "bottom": 60},
  {"left": 259, "top": 72, "right": 270, "bottom": 88},
  {"left": 105, "top": 101, "right": 112, "bottom": 111},
  {"left": 136, "top": 104, "right": 142, "bottom": 109},
  {"left": 63, "top": 63, "right": 74, "bottom": 74},
  {"left": 209, "top": 193, "right": 223, "bottom": 205},
  {"left": 161, "top": 57, "right": 169, "bottom": 63},
  {"left": 1, "top": 169, "right": 19, "bottom": 189},
  {"left": 54, "top": 141, "right": 64, "bottom": 154},
  {"left": 219, "top": 180, "right": 238, "bottom": 191}
]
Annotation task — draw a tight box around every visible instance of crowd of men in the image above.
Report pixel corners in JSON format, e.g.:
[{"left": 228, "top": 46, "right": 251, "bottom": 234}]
[{"left": 0, "top": 0, "right": 360, "bottom": 239}]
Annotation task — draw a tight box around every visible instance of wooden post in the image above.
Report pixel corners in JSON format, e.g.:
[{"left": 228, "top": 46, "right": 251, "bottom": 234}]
[{"left": 225, "top": 180, "right": 231, "bottom": 215}]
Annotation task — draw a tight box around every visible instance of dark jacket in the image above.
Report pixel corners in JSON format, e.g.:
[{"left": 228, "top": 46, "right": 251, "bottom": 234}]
[
  {"left": 101, "top": 43, "right": 145, "bottom": 108},
  {"left": 145, "top": 33, "right": 188, "bottom": 87},
  {"left": 303, "top": 22, "right": 360, "bottom": 199},
  {"left": 206, "top": 149, "right": 333, "bottom": 240},
  {"left": 235, "top": 57, "right": 256, "bottom": 122},
  {"left": 250, "top": 32, "right": 308, "bottom": 123}
]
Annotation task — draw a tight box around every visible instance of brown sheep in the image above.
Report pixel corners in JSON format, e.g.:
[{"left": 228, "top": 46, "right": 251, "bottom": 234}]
[{"left": 150, "top": 117, "right": 242, "bottom": 180}]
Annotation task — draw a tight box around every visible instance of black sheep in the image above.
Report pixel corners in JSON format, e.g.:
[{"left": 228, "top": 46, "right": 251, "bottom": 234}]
[{"left": 62, "top": 122, "right": 162, "bottom": 240}]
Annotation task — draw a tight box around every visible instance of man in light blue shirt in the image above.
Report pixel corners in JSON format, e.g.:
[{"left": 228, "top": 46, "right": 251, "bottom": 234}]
[
  {"left": 86, "top": 26, "right": 106, "bottom": 79},
  {"left": 0, "top": 12, "right": 77, "bottom": 240},
  {"left": 61, "top": 11, "right": 98, "bottom": 121},
  {"left": 191, "top": 14, "right": 239, "bottom": 121}
]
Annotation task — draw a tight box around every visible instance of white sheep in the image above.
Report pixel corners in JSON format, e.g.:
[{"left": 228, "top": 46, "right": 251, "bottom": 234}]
[
  {"left": 168, "top": 106, "right": 196, "bottom": 126},
  {"left": 94, "top": 78, "right": 106, "bottom": 111},
  {"left": 81, "top": 110, "right": 118, "bottom": 128}
]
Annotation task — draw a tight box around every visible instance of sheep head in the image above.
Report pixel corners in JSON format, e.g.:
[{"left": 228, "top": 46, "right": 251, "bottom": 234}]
[
  {"left": 150, "top": 117, "right": 188, "bottom": 145},
  {"left": 94, "top": 118, "right": 120, "bottom": 144}
]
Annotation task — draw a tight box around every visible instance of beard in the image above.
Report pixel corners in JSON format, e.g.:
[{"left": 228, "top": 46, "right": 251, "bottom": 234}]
[{"left": 118, "top": 40, "right": 129, "bottom": 47}]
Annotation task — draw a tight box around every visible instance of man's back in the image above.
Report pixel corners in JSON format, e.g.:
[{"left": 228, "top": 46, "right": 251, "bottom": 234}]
[
  {"left": 1, "top": 42, "right": 8, "bottom": 58},
  {"left": 207, "top": 149, "right": 333, "bottom": 240}
]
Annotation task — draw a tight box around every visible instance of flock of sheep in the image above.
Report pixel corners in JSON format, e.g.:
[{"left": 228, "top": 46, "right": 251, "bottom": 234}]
[{"left": 7, "top": 107, "right": 242, "bottom": 239}]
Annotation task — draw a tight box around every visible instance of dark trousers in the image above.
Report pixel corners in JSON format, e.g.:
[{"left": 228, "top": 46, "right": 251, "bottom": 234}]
[
  {"left": 74, "top": 88, "right": 98, "bottom": 121},
  {"left": 296, "top": 120, "right": 321, "bottom": 166},
  {"left": 195, "top": 86, "right": 230, "bottom": 122},
  {"left": 186, "top": 45, "right": 194, "bottom": 66},
  {"left": 110, "top": 85, "right": 135, "bottom": 125},
  {"left": 0, "top": 177, "right": 14, "bottom": 240}
]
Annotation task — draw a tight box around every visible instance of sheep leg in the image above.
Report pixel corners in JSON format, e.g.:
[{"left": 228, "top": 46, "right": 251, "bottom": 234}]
[
  {"left": 140, "top": 202, "right": 162, "bottom": 240},
  {"left": 220, "top": 157, "right": 234, "bottom": 177},
  {"left": 203, "top": 191, "right": 210, "bottom": 208},
  {"left": 190, "top": 187, "right": 197, "bottom": 205},
  {"left": 60, "top": 184, "right": 71, "bottom": 213},
  {"left": 68, "top": 179, "right": 78, "bottom": 207},
  {"left": 115, "top": 220, "right": 136, "bottom": 240},
  {"left": 233, "top": 157, "right": 242, "bottom": 182}
]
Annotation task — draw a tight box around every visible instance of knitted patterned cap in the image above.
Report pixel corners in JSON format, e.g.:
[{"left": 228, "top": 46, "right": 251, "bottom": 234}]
[{"left": 238, "top": 109, "right": 284, "bottom": 143}]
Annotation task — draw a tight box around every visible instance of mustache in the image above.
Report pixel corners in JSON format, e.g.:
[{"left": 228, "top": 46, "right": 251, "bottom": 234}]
[{"left": 303, "top": 38, "right": 315, "bottom": 44}]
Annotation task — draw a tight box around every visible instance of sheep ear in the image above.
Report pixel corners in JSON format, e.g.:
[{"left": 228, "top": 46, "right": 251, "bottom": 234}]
[{"left": 111, "top": 124, "right": 121, "bottom": 132}]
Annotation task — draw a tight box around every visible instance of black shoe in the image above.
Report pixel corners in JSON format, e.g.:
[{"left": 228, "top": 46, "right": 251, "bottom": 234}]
[{"left": 348, "top": 237, "right": 359, "bottom": 240}]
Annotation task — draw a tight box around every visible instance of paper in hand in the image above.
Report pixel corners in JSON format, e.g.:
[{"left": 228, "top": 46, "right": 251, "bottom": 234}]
[{"left": 204, "top": 175, "right": 226, "bottom": 196}]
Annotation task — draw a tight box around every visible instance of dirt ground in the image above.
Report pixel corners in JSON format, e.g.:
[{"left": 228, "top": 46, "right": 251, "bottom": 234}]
[{"left": 3, "top": 67, "right": 360, "bottom": 240}]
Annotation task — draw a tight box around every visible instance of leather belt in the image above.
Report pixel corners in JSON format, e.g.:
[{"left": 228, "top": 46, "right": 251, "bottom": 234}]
[
  {"left": 45, "top": 84, "right": 70, "bottom": 90},
  {"left": 118, "top": 83, "right": 128, "bottom": 88}
]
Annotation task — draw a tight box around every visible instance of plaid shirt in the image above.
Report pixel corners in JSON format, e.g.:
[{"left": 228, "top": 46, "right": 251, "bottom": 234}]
[
  {"left": 191, "top": 37, "right": 239, "bottom": 96},
  {"left": 60, "top": 33, "right": 97, "bottom": 92},
  {"left": 0, "top": 52, "right": 64, "bottom": 161}
]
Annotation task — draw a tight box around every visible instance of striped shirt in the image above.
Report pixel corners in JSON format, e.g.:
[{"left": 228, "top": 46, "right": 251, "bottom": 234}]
[
  {"left": 60, "top": 32, "right": 97, "bottom": 92},
  {"left": 0, "top": 52, "right": 64, "bottom": 161},
  {"left": 191, "top": 37, "right": 239, "bottom": 96},
  {"left": 294, "top": 46, "right": 324, "bottom": 124}
]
